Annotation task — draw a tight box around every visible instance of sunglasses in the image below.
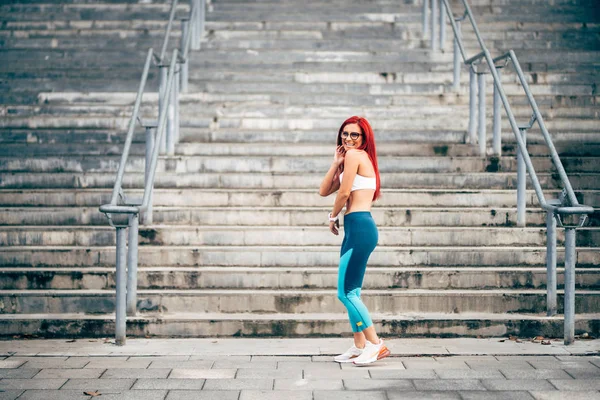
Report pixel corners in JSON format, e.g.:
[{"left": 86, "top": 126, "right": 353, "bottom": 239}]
[{"left": 341, "top": 131, "right": 363, "bottom": 140}]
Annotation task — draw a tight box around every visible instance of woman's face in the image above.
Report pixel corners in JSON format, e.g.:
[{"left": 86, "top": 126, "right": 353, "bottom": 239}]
[{"left": 340, "top": 123, "right": 364, "bottom": 151}]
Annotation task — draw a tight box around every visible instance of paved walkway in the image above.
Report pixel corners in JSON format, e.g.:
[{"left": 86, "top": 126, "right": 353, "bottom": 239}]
[{"left": 1, "top": 338, "right": 599, "bottom": 399}]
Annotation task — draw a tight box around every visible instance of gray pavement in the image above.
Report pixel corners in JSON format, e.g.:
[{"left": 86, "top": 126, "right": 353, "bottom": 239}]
[{"left": 1, "top": 338, "right": 600, "bottom": 399}]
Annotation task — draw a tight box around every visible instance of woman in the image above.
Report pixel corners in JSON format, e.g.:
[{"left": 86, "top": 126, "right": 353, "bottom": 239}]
[{"left": 319, "top": 116, "right": 390, "bottom": 366}]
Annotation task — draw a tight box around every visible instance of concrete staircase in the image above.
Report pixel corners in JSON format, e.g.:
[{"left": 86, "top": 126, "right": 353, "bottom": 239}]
[{"left": 0, "top": 0, "right": 599, "bottom": 338}]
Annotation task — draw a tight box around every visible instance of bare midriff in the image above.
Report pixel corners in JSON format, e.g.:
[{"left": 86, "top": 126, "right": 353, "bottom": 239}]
[{"left": 345, "top": 154, "right": 376, "bottom": 215}]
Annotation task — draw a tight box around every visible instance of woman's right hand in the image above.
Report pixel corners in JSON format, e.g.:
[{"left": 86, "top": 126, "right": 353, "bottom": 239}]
[{"left": 333, "top": 145, "right": 345, "bottom": 166}]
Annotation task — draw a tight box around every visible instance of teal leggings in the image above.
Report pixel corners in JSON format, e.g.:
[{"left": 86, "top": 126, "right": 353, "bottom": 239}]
[{"left": 337, "top": 211, "right": 378, "bottom": 333}]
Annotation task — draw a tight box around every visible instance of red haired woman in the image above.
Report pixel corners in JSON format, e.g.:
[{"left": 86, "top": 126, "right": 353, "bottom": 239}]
[{"left": 319, "top": 116, "right": 390, "bottom": 365}]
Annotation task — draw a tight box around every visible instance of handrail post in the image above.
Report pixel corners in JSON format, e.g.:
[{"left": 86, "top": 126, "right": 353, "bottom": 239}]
[
  {"left": 199, "top": 0, "right": 206, "bottom": 38},
  {"left": 174, "top": 65, "right": 181, "bottom": 147},
  {"left": 430, "top": 0, "right": 438, "bottom": 51},
  {"left": 468, "top": 66, "right": 477, "bottom": 143},
  {"left": 422, "top": 0, "right": 429, "bottom": 38},
  {"left": 167, "top": 68, "right": 178, "bottom": 156},
  {"left": 492, "top": 68, "right": 502, "bottom": 156},
  {"left": 181, "top": 19, "right": 190, "bottom": 93},
  {"left": 546, "top": 209, "right": 558, "bottom": 316},
  {"left": 126, "top": 213, "right": 139, "bottom": 316},
  {"left": 191, "top": 0, "right": 201, "bottom": 50},
  {"left": 144, "top": 127, "right": 155, "bottom": 225},
  {"left": 159, "top": 66, "right": 168, "bottom": 153},
  {"left": 564, "top": 227, "right": 576, "bottom": 345},
  {"left": 115, "top": 226, "right": 127, "bottom": 346},
  {"left": 439, "top": 0, "right": 446, "bottom": 51},
  {"left": 452, "top": 20, "right": 461, "bottom": 91},
  {"left": 517, "top": 128, "right": 527, "bottom": 226},
  {"left": 477, "top": 71, "right": 486, "bottom": 156}
]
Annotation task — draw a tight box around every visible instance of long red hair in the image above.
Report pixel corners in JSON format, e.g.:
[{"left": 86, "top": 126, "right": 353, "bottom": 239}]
[{"left": 337, "top": 116, "right": 381, "bottom": 201}]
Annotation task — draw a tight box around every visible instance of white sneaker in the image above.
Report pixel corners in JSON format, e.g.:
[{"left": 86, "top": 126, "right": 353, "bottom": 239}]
[
  {"left": 352, "top": 339, "right": 390, "bottom": 366},
  {"left": 333, "top": 344, "right": 364, "bottom": 363}
]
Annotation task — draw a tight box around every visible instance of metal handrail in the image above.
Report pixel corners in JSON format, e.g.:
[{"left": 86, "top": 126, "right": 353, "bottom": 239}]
[
  {"left": 98, "top": 0, "right": 205, "bottom": 346},
  {"left": 425, "top": 0, "right": 593, "bottom": 345}
]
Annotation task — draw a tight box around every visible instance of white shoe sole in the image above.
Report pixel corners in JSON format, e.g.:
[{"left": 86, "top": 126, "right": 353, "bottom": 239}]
[{"left": 353, "top": 346, "right": 390, "bottom": 366}]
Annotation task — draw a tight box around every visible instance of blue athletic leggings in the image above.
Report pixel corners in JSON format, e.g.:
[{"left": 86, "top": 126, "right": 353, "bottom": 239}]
[{"left": 337, "top": 211, "right": 378, "bottom": 333}]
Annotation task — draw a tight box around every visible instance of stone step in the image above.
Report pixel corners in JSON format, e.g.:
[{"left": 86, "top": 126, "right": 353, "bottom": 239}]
[
  {"left": 4, "top": 225, "right": 597, "bottom": 247},
  {"left": 1, "top": 245, "right": 598, "bottom": 267},
  {"left": 2, "top": 141, "right": 599, "bottom": 158},
  {"left": 8, "top": 69, "right": 595, "bottom": 88},
  {"left": 201, "top": 20, "right": 600, "bottom": 34},
  {"left": 1, "top": 171, "right": 597, "bottom": 189},
  {"left": 1, "top": 155, "right": 597, "bottom": 174},
  {"left": 37, "top": 92, "right": 600, "bottom": 109},
  {"left": 2, "top": 266, "right": 600, "bottom": 291},
  {"left": 3, "top": 35, "right": 598, "bottom": 52},
  {"left": 2, "top": 288, "right": 599, "bottom": 314},
  {"left": 0, "top": 206, "right": 557, "bottom": 227},
  {"left": 2, "top": 311, "right": 599, "bottom": 338},
  {"left": 0, "top": 47, "right": 453, "bottom": 62},
  {"left": 1, "top": 114, "right": 597, "bottom": 133},
  {"left": 1, "top": 188, "right": 597, "bottom": 208},
  {"left": 5, "top": 101, "right": 599, "bottom": 119}
]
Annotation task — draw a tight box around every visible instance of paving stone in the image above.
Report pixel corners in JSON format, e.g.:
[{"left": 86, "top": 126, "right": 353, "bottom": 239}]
[
  {"left": 387, "top": 392, "right": 462, "bottom": 400},
  {"left": 61, "top": 378, "right": 135, "bottom": 390},
  {"left": 500, "top": 369, "right": 572, "bottom": 379},
  {"left": 549, "top": 379, "right": 600, "bottom": 390},
  {"left": 459, "top": 391, "right": 535, "bottom": 400},
  {"left": 435, "top": 369, "right": 505, "bottom": 379},
  {"left": 0, "top": 390, "right": 24, "bottom": 400},
  {"left": 528, "top": 359, "right": 597, "bottom": 369},
  {"left": 555, "top": 356, "right": 600, "bottom": 362},
  {"left": 15, "top": 390, "right": 89, "bottom": 400},
  {"left": 529, "top": 391, "right": 600, "bottom": 400},
  {"left": 312, "top": 356, "right": 334, "bottom": 362},
  {"left": 136, "top": 356, "right": 190, "bottom": 361},
  {"left": 369, "top": 369, "right": 437, "bottom": 379},
  {"left": 34, "top": 368, "right": 104, "bottom": 379},
  {"left": 101, "top": 368, "right": 171, "bottom": 378},
  {"left": 84, "top": 359, "right": 151, "bottom": 369},
  {"left": 304, "top": 369, "right": 370, "bottom": 379},
  {"left": 481, "top": 379, "right": 556, "bottom": 391},
  {"left": 563, "top": 367, "right": 600, "bottom": 378},
  {"left": 9, "top": 357, "right": 86, "bottom": 369},
  {"left": 403, "top": 359, "right": 469, "bottom": 370},
  {"left": 343, "top": 379, "right": 414, "bottom": 390},
  {"left": 588, "top": 358, "right": 600, "bottom": 369},
  {"left": 165, "top": 391, "right": 240, "bottom": 400},
  {"left": 412, "top": 379, "right": 487, "bottom": 391},
  {"left": 132, "top": 378, "right": 206, "bottom": 390},
  {"left": 240, "top": 390, "right": 313, "bottom": 400},
  {"left": 213, "top": 360, "right": 277, "bottom": 369},
  {"left": 344, "top": 360, "right": 405, "bottom": 370},
  {"left": 0, "top": 368, "right": 39, "bottom": 378},
  {"left": 189, "top": 355, "right": 251, "bottom": 361},
  {"left": 149, "top": 360, "right": 213, "bottom": 369},
  {"left": 277, "top": 361, "right": 341, "bottom": 372},
  {"left": 169, "top": 368, "right": 236, "bottom": 379},
  {"left": 88, "top": 391, "right": 167, "bottom": 400},
  {"left": 236, "top": 368, "right": 303, "bottom": 379},
  {"left": 274, "top": 379, "right": 343, "bottom": 390},
  {"left": 314, "top": 391, "right": 387, "bottom": 400},
  {"left": 467, "top": 360, "right": 535, "bottom": 371},
  {"left": 0, "top": 360, "right": 26, "bottom": 369},
  {"left": 0, "top": 379, "right": 67, "bottom": 390},
  {"left": 252, "top": 356, "right": 313, "bottom": 362},
  {"left": 203, "top": 378, "right": 273, "bottom": 390}
]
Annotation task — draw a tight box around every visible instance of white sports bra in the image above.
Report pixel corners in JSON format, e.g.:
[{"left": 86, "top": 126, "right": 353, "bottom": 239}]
[{"left": 339, "top": 172, "right": 376, "bottom": 192}]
